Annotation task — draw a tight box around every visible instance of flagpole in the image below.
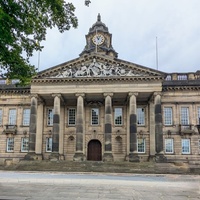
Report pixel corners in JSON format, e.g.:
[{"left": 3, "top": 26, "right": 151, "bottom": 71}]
[
  {"left": 156, "top": 37, "right": 158, "bottom": 70},
  {"left": 37, "top": 50, "right": 40, "bottom": 72}
]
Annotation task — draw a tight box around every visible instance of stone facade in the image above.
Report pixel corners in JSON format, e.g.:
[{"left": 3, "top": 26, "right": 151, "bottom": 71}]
[{"left": 0, "top": 15, "right": 200, "bottom": 164}]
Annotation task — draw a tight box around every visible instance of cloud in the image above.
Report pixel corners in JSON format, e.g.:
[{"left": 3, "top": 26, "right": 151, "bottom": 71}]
[{"left": 30, "top": 0, "right": 200, "bottom": 73}]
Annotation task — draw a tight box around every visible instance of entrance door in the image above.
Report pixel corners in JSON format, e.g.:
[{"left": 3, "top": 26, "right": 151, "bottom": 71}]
[{"left": 87, "top": 140, "right": 102, "bottom": 161}]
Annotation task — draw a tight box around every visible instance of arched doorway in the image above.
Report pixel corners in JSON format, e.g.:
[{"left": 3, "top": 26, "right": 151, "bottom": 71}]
[{"left": 87, "top": 140, "right": 102, "bottom": 161}]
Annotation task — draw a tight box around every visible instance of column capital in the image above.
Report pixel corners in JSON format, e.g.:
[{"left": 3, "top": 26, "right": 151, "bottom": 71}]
[
  {"left": 103, "top": 92, "right": 113, "bottom": 97},
  {"left": 31, "top": 94, "right": 44, "bottom": 105},
  {"left": 153, "top": 92, "right": 163, "bottom": 97},
  {"left": 128, "top": 92, "right": 138, "bottom": 97},
  {"left": 75, "top": 93, "right": 85, "bottom": 98},
  {"left": 52, "top": 93, "right": 64, "bottom": 102}
]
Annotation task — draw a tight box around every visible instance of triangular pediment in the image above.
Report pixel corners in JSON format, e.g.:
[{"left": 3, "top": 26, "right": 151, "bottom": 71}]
[{"left": 34, "top": 54, "right": 166, "bottom": 81}]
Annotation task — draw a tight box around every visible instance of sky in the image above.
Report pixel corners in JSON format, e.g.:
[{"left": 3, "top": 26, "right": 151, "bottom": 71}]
[{"left": 30, "top": 0, "right": 200, "bottom": 73}]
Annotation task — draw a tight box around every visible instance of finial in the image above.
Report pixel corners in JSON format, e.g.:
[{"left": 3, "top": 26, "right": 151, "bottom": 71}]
[{"left": 97, "top": 13, "right": 101, "bottom": 22}]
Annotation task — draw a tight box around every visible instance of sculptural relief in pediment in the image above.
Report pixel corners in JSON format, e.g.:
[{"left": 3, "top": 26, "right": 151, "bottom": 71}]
[{"left": 51, "top": 59, "right": 149, "bottom": 78}]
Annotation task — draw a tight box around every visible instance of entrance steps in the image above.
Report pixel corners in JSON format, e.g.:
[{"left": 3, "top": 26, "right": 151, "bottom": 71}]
[{"left": 1, "top": 160, "right": 198, "bottom": 174}]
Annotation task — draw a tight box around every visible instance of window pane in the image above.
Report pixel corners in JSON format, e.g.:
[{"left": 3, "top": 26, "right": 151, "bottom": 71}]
[
  {"left": 7, "top": 138, "right": 14, "bottom": 152},
  {"left": 137, "top": 108, "right": 145, "bottom": 125},
  {"left": 21, "top": 137, "right": 29, "bottom": 152},
  {"left": 198, "top": 107, "right": 200, "bottom": 124},
  {"left": 68, "top": 108, "right": 76, "bottom": 125},
  {"left": 46, "top": 138, "right": 52, "bottom": 152},
  {"left": 165, "top": 139, "right": 174, "bottom": 153},
  {"left": 137, "top": 139, "right": 145, "bottom": 153},
  {"left": 0, "top": 109, "right": 2, "bottom": 125},
  {"left": 47, "top": 109, "right": 53, "bottom": 126},
  {"left": 9, "top": 109, "right": 16, "bottom": 125},
  {"left": 115, "top": 108, "right": 122, "bottom": 125},
  {"left": 23, "top": 109, "right": 30, "bottom": 126},
  {"left": 182, "top": 139, "right": 190, "bottom": 154},
  {"left": 91, "top": 108, "right": 99, "bottom": 125},
  {"left": 164, "top": 107, "right": 172, "bottom": 125},
  {"left": 181, "top": 107, "right": 189, "bottom": 125}
]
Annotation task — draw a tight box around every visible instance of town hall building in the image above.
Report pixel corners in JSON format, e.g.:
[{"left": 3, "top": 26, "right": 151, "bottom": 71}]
[{"left": 0, "top": 14, "right": 200, "bottom": 164}]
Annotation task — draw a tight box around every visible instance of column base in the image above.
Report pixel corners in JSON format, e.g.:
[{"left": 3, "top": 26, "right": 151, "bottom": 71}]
[
  {"left": 155, "top": 153, "right": 167, "bottom": 163},
  {"left": 103, "top": 153, "right": 113, "bottom": 162},
  {"left": 73, "top": 153, "right": 86, "bottom": 161},
  {"left": 24, "top": 152, "right": 43, "bottom": 160},
  {"left": 129, "top": 153, "right": 140, "bottom": 162},
  {"left": 49, "top": 152, "right": 60, "bottom": 161}
]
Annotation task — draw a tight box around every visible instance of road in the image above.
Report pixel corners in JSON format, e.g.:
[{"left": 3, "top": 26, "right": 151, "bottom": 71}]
[{"left": 0, "top": 171, "right": 199, "bottom": 200}]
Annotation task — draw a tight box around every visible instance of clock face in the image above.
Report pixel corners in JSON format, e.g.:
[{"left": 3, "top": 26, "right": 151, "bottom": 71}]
[{"left": 92, "top": 34, "right": 105, "bottom": 45}]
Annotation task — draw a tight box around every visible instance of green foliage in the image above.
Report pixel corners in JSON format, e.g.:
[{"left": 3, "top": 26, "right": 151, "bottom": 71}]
[{"left": 0, "top": 0, "right": 79, "bottom": 85}]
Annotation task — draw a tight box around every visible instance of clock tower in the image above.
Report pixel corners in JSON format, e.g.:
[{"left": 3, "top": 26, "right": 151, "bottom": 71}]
[{"left": 80, "top": 14, "right": 118, "bottom": 58}]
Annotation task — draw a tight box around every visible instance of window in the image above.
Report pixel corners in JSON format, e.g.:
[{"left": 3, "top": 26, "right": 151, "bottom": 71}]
[
  {"left": 137, "top": 138, "right": 145, "bottom": 153},
  {"left": 8, "top": 109, "right": 16, "bottom": 125},
  {"left": 91, "top": 108, "right": 99, "bottom": 125},
  {"left": 165, "top": 139, "right": 174, "bottom": 153},
  {"left": 198, "top": 107, "right": 200, "bottom": 124},
  {"left": 199, "top": 140, "right": 200, "bottom": 153},
  {"left": 182, "top": 139, "right": 190, "bottom": 154},
  {"left": 46, "top": 137, "right": 52, "bottom": 152},
  {"left": 7, "top": 138, "right": 14, "bottom": 152},
  {"left": 181, "top": 107, "right": 189, "bottom": 125},
  {"left": 21, "top": 137, "right": 29, "bottom": 152},
  {"left": 114, "top": 108, "right": 122, "bottom": 125},
  {"left": 68, "top": 108, "right": 76, "bottom": 125},
  {"left": 164, "top": 107, "right": 172, "bottom": 126},
  {"left": 137, "top": 108, "right": 145, "bottom": 125},
  {"left": 23, "top": 109, "right": 30, "bottom": 126},
  {"left": 47, "top": 108, "right": 53, "bottom": 126},
  {"left": 0, "top": 109, "right": 2, "bottom": 125}
]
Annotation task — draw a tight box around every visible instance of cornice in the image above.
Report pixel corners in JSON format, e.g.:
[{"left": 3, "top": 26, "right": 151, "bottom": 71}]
[
  {"left": 0, "top": 88, "right": 30, "bottom": 95},
  {"left": 32, "top": 76, "right": 164, "bottom": 85},
  {"left": 162, "top": 85, "right": 200, "bottom": 92}
]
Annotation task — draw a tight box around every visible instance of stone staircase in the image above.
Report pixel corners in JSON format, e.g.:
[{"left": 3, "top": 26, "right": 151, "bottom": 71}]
[{"left": 0, "top": 160, "right": 198, "bottom": 174}]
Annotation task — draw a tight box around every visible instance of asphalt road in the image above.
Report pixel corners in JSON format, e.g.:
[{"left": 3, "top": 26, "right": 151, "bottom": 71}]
[{"left": 0, "top": 171, "right": 199, "bottom": 200}]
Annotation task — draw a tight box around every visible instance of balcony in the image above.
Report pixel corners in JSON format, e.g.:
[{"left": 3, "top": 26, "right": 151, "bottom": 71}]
[
  {"left": 3, "top": 125, "right": 17, "bottom": 134},
  {"left": 179, "top": 124, "right": 194, "bottom": 135}
]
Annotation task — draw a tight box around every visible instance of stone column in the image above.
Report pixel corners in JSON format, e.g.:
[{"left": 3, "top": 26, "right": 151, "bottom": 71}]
[
  {"left": 74, "top": 93, "right": 85, "bottom": 161},
  {"left": 35, "top": 100, "right": 44, "bottom": 160},
  {"left": 103, "top": 93, "right": 113, "bottom": 161},
  {"left": 129, "top": 92, "right": 139, "bottom": 162},
  {"left": 149, "top": 99, "right": 155, "bottom": 160},
  {"left": 29, "top": 95, "right": 37, "bottom": 152},
  {"left": 59, "top": 104, "right": 65, "bottom": 160},
  {"left": 154, "top": 93, "right": 166, "bottom": 162},
  {"left": 50, "top": 94, "right": 61, "bottom": 160}
]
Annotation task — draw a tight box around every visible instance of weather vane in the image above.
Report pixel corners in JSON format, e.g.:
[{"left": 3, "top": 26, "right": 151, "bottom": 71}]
[{"left": 85, "top": 0, "right": 91, "bottom": 6}]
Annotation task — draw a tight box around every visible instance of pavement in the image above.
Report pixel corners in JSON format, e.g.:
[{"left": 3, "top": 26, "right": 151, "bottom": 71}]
[{"left": 0, "top": 171, "right": 200, "bottom": 200}]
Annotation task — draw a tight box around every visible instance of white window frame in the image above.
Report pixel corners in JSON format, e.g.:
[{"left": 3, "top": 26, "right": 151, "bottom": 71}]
[
  {"left": 7, "top": 137, "right": 14, "bottom": 152},
  {"left": 165, "top": 138, "right": 174, "bottom": 154},
  {"left": 46, "top": 137, "right": 52, "bottom": 152},
  {"left": 181, "top": 107, "right": 189, "bottom": 125},
  {"left": 164, "top": 107, "right": 173, "bottom": 126},
  {"left": 91, "top": 108, "right": 99, "bottom": 125},
  {"left": 137, "top": 138, "right": 145, "bottom": 153},
  {"left": 47, "top": 108, "right": 54, "bottom": 126},
  {"left": 182, "top": 139, "right": 190, "bottom": 154},
  {"left": 137, "top": 108, "right": 145, "bottom": 126},
  {"left": 21, "top": 137, "right": 29, "bottom": 152},
  {"left": 8, "top": 109, "right": 16, "bottom": 125},
  {"left": 23, "top": 108, "right": 30, "bottom": 126},
  {"left": 114, "top": 108, "right": 123, "bottom": 126},
  {"left": 68, "top": 108, "right": 76, "bottom": 126},
  {"left": 0, "top": 109, "right": 2, "bottom": 126}
]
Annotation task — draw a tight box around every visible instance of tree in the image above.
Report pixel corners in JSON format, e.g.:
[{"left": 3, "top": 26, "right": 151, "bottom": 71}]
[{"left": 0, "top": 0, "right": 91, "bottom": 85}]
